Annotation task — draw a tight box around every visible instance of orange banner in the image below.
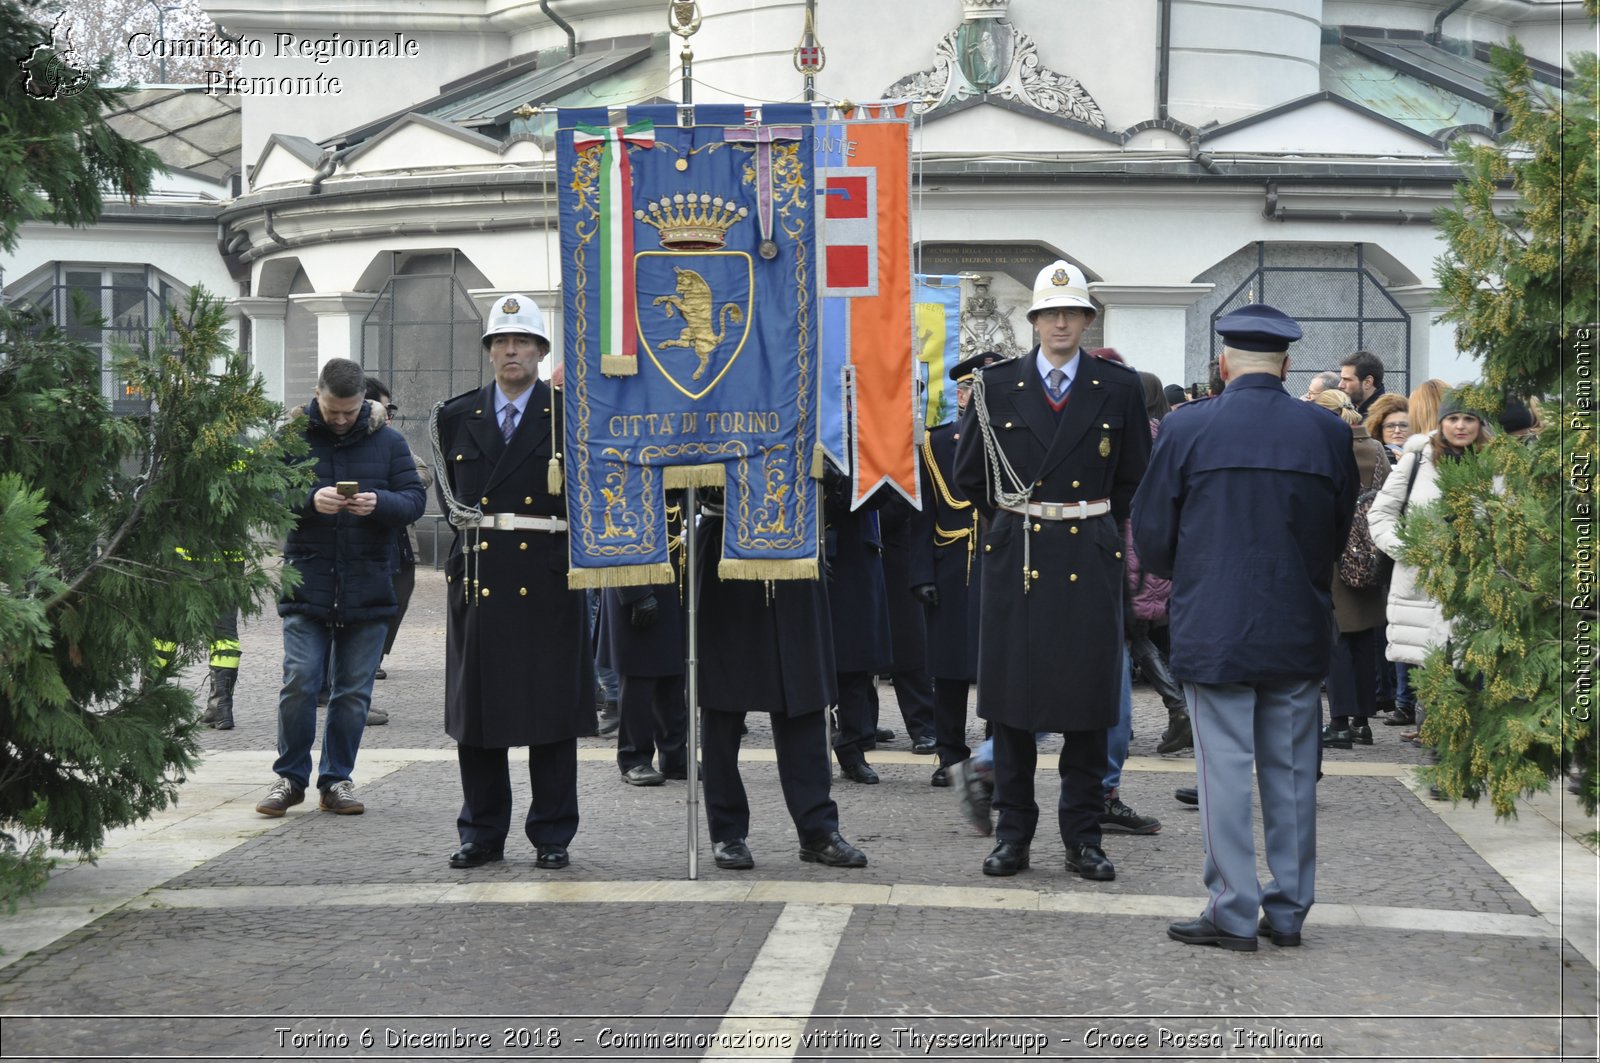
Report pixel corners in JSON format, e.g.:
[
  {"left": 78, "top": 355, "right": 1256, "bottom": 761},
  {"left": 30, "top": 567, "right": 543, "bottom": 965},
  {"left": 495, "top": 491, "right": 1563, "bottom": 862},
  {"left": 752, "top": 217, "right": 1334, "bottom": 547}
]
[{"left": 817, "top": 116, "right": 915, "bottom": 508}]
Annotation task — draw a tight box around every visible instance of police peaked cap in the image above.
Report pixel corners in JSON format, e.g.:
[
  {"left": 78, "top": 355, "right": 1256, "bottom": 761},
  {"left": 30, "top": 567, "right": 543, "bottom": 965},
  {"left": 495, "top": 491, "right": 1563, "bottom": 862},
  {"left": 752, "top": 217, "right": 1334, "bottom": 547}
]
[
  {"left": 948, "top": 350, "right": 1009, "bottom": 382},
  {"left": 1214, "top": 303, "right": 1303, "bottom": 352}
]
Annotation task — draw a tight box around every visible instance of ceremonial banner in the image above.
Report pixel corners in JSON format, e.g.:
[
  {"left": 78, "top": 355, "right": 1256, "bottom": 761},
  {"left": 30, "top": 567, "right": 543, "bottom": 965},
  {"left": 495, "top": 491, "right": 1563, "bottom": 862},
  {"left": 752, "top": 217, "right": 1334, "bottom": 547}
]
[
  {"left": 558, "top": 104, "right": 821, "bottom": 586},
  {"left": 915, "top": 274, "right": 963, "bottom": 429},
  {"left": 814, "top": 108, "right": 917, "bottom": 508}
]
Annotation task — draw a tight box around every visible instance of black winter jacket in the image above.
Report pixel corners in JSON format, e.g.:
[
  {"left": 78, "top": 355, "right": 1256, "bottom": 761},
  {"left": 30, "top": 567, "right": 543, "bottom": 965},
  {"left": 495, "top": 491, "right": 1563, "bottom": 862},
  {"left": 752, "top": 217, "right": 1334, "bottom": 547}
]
[{"left": 278, "top": 399, "right": 427, "bottom": 624}]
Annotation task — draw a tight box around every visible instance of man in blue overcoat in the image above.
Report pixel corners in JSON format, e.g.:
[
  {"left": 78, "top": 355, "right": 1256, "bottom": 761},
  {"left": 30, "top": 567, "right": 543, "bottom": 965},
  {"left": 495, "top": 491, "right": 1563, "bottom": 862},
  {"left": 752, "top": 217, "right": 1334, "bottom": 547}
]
[{"left": 1132, "top": 303, "right": 1358, "bottom": 950}]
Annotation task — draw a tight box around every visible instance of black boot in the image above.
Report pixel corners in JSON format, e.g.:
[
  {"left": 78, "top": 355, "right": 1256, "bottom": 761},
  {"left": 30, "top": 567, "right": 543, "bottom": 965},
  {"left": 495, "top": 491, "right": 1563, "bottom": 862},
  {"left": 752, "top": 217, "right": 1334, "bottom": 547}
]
[
  {"left": 597, "top": 699, "right": 620, "bottom": 737},
  {"left": 206, "top": 667, "right": 236, "bottom": 731},
  {"left": 1157, "top": 710, "right": 1193, "bottom": 754}
]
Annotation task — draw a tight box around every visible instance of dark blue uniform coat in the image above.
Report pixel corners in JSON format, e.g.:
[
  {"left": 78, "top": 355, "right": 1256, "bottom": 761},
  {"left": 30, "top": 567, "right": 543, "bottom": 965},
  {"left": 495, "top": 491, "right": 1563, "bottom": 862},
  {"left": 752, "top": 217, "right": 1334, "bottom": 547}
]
[
  {"left": 435, "top": 381, "right": 594, "bottom": 747},
  {"left": 919, "top": 422, "right": 983, "bottom": 681},
  {"left": 1131, "top": 372, "right": 1359, "bottom": 684},
  {"left": 695, "top": 513, "right": 838, "bottom": 717},
  {"left": 823, "top": 486, "right": 892, "bottom": 675},
  {"left": 953, "top": 350, "right": 1150, "bottom": 731},
  {"left": 878, "top": 492, "right": 932, "bottom": 673}
]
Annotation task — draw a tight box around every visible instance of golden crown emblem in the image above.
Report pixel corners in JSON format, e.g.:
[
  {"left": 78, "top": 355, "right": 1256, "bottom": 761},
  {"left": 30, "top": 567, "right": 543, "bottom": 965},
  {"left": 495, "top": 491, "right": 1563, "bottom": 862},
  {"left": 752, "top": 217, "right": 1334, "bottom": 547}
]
[
  {"left": 634, "top": 193, "right": 749, "bottom": 251},
  {"left": 501, "top": 298, "right": 521, "bottom": 313}
]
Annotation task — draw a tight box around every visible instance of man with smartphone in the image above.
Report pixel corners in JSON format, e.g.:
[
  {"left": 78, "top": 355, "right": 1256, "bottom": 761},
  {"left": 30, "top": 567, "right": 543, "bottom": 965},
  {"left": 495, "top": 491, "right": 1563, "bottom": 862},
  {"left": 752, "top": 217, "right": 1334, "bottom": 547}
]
[{"left": 256, "top": 357, "right": 426, "bottom": 818}]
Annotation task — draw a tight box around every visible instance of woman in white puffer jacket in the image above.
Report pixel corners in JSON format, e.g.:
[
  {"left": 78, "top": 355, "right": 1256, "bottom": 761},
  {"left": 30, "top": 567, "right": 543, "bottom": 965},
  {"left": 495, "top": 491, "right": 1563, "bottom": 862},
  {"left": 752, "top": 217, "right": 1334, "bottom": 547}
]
[{"left": 1367, "top": 390, "right": 1494, "bottom": 684}]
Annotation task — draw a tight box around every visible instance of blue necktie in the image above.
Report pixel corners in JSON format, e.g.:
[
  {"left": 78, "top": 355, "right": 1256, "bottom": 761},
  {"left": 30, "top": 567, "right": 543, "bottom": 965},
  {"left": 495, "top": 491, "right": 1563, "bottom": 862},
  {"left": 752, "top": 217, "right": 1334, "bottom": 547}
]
[
  {"left": 501, "top": 404, "right": 518, "bottom": 442},
  {"left": 1047, "top": 368, "right": 1067, "bottom": 403}
]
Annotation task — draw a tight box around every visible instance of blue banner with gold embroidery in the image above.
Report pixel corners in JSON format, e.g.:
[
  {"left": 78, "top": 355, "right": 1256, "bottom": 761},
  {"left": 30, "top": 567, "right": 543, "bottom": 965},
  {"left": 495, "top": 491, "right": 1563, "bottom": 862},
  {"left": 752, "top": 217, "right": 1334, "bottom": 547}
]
[{"left": 558, "top": 105, "right": 821, "bottom": 587}]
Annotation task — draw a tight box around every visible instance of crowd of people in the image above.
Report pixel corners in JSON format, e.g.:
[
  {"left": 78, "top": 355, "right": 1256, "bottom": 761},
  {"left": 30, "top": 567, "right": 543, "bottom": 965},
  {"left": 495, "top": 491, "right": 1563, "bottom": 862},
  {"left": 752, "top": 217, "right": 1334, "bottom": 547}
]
[{"left": 232, "top": 259, "right": 1516, "bottom": 949}]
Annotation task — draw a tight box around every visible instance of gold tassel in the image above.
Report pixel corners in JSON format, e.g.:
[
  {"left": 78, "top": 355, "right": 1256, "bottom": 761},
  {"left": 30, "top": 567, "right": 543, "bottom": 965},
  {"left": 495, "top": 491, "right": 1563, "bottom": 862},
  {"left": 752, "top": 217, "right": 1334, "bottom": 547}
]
[
  {"left": 565, "top": 561, "right": 676, "bottom": 590},
  {"left": 548, "top": 457, "right": 563, "bottom": 495},
  {"left": 663, "top": 464, "right": 726, "bottom": 489},
  {"left": 718, "top": 557, "right": 821, "bottom": 581},
  {"left": 810, "top": 442, "right": 825, "bottom": 480},
  {"left": 599, "top": 355, "right": 638, "bottom": 376}
]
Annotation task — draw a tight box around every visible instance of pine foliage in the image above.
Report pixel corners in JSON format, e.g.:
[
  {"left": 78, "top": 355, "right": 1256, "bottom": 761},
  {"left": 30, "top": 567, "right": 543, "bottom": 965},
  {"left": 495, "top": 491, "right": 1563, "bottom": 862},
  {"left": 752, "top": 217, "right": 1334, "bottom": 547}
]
[
  {"left": 1414, "top": 26, "right": 1598, "bottom": 817},
  {"left": 0, "top": 292, "right": 309, "bottom": 909}
]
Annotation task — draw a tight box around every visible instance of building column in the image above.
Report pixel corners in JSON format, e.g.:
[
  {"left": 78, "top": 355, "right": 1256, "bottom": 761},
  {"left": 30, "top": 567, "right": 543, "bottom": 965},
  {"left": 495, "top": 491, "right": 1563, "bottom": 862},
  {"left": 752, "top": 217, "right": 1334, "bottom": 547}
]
[
  {"left": 234, "top": 296, "right": 287, "bottom": 406},
  {"left": 1389, "top": 285, "right": 1463, "bottom": 387},
  {"left": 1087, "top": 283, "right": 1214, "bottom": 391},
  {"left": 290, "top": 292, "right": 379, "bottom": 369}
]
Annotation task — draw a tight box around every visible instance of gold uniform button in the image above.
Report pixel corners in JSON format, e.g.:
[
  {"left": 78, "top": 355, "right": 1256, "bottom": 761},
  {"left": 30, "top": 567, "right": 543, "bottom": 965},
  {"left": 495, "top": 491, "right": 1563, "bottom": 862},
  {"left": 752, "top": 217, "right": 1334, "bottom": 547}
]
[
  {"left": 1005, "top": 421, "right": 1014, "bottom": 429},
  {"left": 1102, "top": 423, "right": 1110, "bottom": 429},
  {"left": 1115, "top": 551, "right": 1123, "bottom": 559},
  {"left": 474, "top": 408, "right": 482, "bottom": 415},
  {"left": 455, "top": 453, "right": 464, "bottom": 462},
  {"left": 1092, "top": 379, "right": 1100, "bottom": 385},
  {"left": 519, "top": 587, "right": 528, "bottom": 596},
  {"left": 524, "top": 496, "right": 533, "bottom": 505},
  {"left": 478, "top": 541, "right": 488, "bottom": 552},
  {"left": 1032, "top": 523, "right": 1042, "bottom": 532},
  {"left": 1016, "top": 381, "right": 1025, "bottom": 389},
  {"left": 481, "top": 587, "right": 491, "bottom": 598},
  {"left": 1072, "top": 480, "right": 1081, "bottom": 488},
  {"left": 520, "top": 542, "right": 528, "bottom": 551},
  {"left": 1070, "top": 573, "right": 1079, "bottom": 582},
  {"left": 1070, "top": 526, "right": 1079, "bottom": 535},
  {"left": 447, "top": 575, "right": 453, "bottom": 583},
  {"left": 1030, "top": 569, "right": 1040, "bottom": 579},
  {"left": 480, "top": 496, "right": 490, "bottom": 505},
  {"left": 984, "top": 544, "right": 992, "bottom": 553}
]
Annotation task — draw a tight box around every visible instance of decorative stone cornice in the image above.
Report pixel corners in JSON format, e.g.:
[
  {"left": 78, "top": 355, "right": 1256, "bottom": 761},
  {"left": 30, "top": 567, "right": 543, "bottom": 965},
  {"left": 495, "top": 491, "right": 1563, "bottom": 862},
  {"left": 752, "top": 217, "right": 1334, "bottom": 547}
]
[{"left": 884, "top": 10, "right": 1106, "bottom": 131}]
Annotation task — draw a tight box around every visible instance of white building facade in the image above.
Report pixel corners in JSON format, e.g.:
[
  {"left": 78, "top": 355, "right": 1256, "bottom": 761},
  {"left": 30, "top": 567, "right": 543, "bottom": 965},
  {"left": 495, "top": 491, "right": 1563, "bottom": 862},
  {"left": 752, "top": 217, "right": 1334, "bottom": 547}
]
[{"left": 3, "top": 0, "right": 1590, "bottom": 428}]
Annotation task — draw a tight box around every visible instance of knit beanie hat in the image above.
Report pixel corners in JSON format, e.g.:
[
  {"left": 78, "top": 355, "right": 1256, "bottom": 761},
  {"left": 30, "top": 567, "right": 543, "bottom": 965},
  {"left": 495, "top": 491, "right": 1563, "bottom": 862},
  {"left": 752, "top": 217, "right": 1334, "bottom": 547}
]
[{"left": 1438, "top": 389, "right": 1489, "bottom": 428}]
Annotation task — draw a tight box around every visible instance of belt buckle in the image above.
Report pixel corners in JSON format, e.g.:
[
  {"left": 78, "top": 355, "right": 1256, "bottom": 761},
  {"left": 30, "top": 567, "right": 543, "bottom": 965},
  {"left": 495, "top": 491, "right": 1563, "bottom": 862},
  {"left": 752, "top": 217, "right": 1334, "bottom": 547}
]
[
  {"left": 494, "top": 513, "right": 515, "bottom": 531},
  {"left": 1042, "top": 503, "right": 1059, "bottom": 520}
]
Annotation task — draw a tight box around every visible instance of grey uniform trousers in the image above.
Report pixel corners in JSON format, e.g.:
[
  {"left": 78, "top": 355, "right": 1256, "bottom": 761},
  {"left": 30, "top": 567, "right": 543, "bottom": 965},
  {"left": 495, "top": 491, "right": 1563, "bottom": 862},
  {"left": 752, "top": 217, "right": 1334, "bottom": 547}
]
[{"left": 1187, "top": 677, "right": 1320, "bottom": 938}]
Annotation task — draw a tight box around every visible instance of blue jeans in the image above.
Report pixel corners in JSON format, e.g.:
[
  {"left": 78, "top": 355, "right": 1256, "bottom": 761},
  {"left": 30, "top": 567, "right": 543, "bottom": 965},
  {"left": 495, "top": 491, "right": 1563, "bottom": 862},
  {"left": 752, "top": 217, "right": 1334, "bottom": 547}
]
[
  {"left": 1102, "top": 646, "right": 1134, "bottom": 793},
  {"left": 273, "top": 614, "right": 386, "bottom": 791}
]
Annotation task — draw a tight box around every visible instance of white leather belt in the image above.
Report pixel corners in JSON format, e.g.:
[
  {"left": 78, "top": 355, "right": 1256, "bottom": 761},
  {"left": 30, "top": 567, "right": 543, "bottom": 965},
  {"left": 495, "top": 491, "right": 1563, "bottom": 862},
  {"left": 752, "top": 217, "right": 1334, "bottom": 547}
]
[
  {"left": 483, "top": 513, "right": 568, "bottom": 533},
  {"left": 1003, "top": 499, "right": 1111, "bottom": 521}
]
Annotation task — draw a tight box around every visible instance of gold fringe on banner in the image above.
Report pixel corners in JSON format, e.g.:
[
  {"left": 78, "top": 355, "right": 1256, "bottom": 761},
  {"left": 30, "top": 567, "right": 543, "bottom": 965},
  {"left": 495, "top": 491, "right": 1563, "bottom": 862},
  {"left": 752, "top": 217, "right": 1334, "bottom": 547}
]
[
  {"left": 663, "top": 464, "right": 726, "bottom": 489},
  {"left": 810, "top": 442, "right": 826, "bottom": 480},
  {"left": 718, "top": 557, "right": 820, "bottom": 581},
  {"left": 547, "top": 458, "right": 563, "bottom": 496},
  {"left": 599, "top": 355, "right": 638, "bottom": 376},
  {"left": 566, "top": 561, "right": 676, "bottom": 591}
]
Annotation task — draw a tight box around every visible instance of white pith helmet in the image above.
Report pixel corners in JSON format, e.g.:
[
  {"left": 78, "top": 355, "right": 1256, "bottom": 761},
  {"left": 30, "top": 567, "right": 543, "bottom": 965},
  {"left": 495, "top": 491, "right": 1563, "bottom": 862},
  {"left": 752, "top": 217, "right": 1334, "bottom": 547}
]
[
  {"left": 1027, "top": 260, "right": 1096, "bottom": 319},
  {"left": 481, "top": 294, "right": 550, "bottom": 346}
]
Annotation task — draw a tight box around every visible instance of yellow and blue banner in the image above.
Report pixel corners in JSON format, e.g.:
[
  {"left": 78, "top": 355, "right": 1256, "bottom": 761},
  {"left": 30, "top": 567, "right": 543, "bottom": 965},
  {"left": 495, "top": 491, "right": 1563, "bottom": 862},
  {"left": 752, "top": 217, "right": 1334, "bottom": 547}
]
[
  {"left": 915, "top": 274, "right": 964, "bottom": 429},
  {"left": 558, "top": 104, "right": 821, "bottom": 586}
]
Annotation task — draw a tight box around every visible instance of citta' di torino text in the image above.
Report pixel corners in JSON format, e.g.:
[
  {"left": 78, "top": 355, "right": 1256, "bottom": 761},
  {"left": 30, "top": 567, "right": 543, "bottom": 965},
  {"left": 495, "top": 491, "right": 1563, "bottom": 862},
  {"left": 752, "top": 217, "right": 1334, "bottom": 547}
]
[{"left": 127, "top": 31, "right": 421, "bottom": 64}]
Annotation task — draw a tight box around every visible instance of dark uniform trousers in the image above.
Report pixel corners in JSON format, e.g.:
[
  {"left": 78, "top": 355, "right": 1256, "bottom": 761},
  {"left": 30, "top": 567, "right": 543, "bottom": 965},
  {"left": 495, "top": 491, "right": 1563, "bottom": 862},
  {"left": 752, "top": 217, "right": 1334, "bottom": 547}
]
[
  {"left": 703, "top": 709, "right": 837, "bottom": 846},
  {"left": 931, "top": 679, "right": 972, "bottom": 767},
  {"left": 992, "top": 724, "right": 1106, "bottom": 848},
  {"left": 876, "top": 671, "right": 935, "bottom": 743},
  {"left": 456, "top": 738, "right": 579, "bottom": 849},
  {"left": 618, "top": 674, "right": 688, "bottom": 776},
  {"left": 832, "top": 671, "right": 877, "bottom": 766}
]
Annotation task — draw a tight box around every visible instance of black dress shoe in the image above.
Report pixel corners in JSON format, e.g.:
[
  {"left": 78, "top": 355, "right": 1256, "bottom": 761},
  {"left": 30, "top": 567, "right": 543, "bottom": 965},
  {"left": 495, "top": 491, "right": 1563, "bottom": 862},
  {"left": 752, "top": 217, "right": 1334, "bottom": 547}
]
[
  {"left": 1257, "top": 915, "right": 1302, "bottom": 947},
  {"left": 1167, "top": 916, "right": 1257, "bottom": 951},
  {"left": 839, "top": 760, "right": 880, "bottom": 785},
  {"left": 1321, "top": 724, "right": 1353, "bottom": 749},
  {"left": 911, "top": 735, "right": 936, "bottom": 755},
  {"left": 930, "top": 765, "right": 950, "bottom": 788},
  {"left": 1064, "top": 843, "right": 1115, "bottom": 881},
  {"left": 874, "top": 727, "right": 895, "bottom": 742},
  {"left": 373, "top": 667, "right": 387, "bottom": 680},
  {"left": 1382, "top": 707, "right": 1417, "bottom": 726},
  {"left": 798, "top": 831, "right": 867, "bottom": 867},
  {"left": 534, "top": 844, "right": 570, "bottom": 870},
  {"left": 713, "top": 839, "right": 754, "bottom": 870},
  {"left": 622, "top": 764, "right": 666, "bottom": 786},
  {"left": 1351, "top": 721, "right": 1373, "bottom": 745},
  {"left": 448, "top": 842, "right": 504, "bottom": 869},
  {"left": 982, "top": 840, "right": 1030, "bottom": 877},
  {"left": 1175, "top": 786, "right": 1198, "bottom": 806}
]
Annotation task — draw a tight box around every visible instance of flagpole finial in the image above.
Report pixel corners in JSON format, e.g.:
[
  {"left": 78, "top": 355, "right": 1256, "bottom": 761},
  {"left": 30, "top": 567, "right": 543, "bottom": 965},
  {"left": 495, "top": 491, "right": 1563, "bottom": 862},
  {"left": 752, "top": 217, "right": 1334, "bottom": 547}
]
[{"left": 668, "top": 1, "right": 701, "bottom": 38}]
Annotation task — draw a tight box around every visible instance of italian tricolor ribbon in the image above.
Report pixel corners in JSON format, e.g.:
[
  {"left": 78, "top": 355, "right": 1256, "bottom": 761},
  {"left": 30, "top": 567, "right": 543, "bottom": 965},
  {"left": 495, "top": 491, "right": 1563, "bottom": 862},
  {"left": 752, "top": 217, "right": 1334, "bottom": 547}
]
[{"left": 574, "top": 119, "right": 655, "bottom": 375}]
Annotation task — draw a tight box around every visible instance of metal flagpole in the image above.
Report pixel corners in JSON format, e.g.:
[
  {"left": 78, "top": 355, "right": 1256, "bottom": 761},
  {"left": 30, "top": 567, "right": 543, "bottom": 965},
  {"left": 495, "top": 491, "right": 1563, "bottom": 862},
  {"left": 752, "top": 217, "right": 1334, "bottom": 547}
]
[{"left": 669, "top": 0, "right": 702, "bottom": 882}]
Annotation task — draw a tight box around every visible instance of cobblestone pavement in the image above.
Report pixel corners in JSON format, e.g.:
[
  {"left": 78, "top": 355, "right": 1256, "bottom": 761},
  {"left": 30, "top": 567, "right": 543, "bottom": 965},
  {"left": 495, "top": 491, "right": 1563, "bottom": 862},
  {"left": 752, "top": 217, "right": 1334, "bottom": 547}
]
[{"left": 1, "top": 569, "right": 1596, "bottom": 1062}]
